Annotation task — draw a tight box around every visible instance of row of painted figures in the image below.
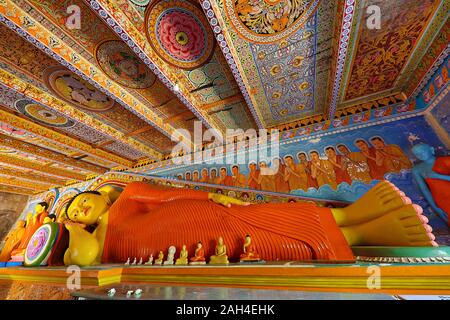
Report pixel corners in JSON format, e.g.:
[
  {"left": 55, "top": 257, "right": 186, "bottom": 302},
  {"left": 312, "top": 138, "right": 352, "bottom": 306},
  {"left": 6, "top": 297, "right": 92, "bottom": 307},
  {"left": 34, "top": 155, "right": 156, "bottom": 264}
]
[
  {"left": 124, "top": 235, "right": 261, "bottom": 266},
  {"left": 176, "top": 138, "right": 412, "bottom": 192}
]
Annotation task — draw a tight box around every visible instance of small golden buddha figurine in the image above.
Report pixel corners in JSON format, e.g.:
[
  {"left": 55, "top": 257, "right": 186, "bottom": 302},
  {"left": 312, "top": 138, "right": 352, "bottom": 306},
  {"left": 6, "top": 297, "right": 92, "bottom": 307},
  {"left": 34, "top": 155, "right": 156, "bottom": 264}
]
[
  {"left": 175, "top": 245, "right": 189, "bottom": 265},
  {"left": 189, "top": 241, "right": 206, "bottom": 265},
  {"left": 209, "top": 236, "right": 229, "bottom": 265},
  {"left": 154, "top": 251, "right": 164, "bottom": 265},
  {"left": 240, "top": 234, "right": 262, "bottom": 262}
]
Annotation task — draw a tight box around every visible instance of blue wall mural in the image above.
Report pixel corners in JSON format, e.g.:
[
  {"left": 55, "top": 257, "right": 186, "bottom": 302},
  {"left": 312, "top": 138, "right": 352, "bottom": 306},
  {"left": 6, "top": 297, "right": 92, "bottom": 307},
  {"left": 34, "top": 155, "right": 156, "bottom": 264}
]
[{"left": 150, "top": 115, "right": 449, "bottom": 243}]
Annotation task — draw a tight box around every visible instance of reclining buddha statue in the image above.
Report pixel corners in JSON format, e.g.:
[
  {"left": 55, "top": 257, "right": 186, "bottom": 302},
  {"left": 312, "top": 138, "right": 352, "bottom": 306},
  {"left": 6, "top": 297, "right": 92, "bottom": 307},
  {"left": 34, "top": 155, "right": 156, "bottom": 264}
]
[{"left": 63, "top": 181, "right": 437, "bottom": 266}]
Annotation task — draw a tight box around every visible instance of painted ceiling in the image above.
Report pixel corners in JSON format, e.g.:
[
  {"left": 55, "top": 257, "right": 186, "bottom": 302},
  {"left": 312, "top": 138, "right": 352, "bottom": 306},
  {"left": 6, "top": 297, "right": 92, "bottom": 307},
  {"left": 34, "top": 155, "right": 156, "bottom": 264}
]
[{"left": 0, "top": 0, "right": 447, "bottom": 195}]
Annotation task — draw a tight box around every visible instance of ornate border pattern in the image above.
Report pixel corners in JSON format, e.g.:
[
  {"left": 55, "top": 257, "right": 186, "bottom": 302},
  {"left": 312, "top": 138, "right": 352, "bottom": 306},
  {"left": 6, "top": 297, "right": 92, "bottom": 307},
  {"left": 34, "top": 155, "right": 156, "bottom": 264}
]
[
  {"left": 198, "top": 0, "right": 264, "bottom": 128},
  {"left": 328, "top": 0, "right": 356, "bottom": 119}
]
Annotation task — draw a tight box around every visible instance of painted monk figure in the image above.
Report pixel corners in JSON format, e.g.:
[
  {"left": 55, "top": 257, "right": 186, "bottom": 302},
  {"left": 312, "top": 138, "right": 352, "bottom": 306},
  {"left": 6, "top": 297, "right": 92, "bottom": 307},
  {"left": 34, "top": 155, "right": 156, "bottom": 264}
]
[
  {"left": 310, "top": 151, "right": 337, "bottom": 189},
  {"left": 337, "top": 144, "right": 372, "bottom": 184},
  {"left": 199, "top": 168, "right": 210, "bottom": 184},
  {"left": 231, "top": 165, "right": 247, "bottom": 188},
  {"left": 219, "top": 168, "right": 233, "bottom": 186},
  {"left": 297, "top": 153, "right": 318, "bottom": 189},
  {"left": 247, "top": 162, "right": 260, "bottom": 190},
  {"left": 257, "top": 161, "right": 276, "bottom": 192},
  {"left": 63, "top": 181, "right": 436, "bottom": 266},
  {"left": 370, "top": 137, "right": 412, "bottom": 173},
  {"left": 284, "top": 155, "right": 307, "bottom": 191},
  {"left": 325, "top": 147, "right": 352, "bottom": 185},
  {"left": 272, "top": 158, "right": 290, "bottom": 193},
  {"left": 355, "top": 139, "right": 387, "bottom": 180}
]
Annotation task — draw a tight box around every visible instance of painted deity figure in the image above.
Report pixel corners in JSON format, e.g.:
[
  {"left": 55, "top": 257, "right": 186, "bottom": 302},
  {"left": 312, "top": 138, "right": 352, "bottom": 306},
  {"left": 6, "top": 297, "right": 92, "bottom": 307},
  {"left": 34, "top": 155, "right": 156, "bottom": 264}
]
[
  {"left": 63, "top": 181, "right": 436, "bottom": 266},
  {"left": 272, "top": 158, "right": 290, "bottom": 193},
  {"left": 412, "top": 143, "right": 450, "bottom": 226},
  {"left": 355, "top": 140, "right": 387, "bottom": 180}
]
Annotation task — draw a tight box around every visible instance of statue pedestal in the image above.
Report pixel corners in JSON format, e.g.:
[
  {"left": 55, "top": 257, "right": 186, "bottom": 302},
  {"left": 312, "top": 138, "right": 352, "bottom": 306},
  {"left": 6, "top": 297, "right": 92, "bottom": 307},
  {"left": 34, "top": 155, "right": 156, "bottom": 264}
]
[{"left": 189, "top": 261, "right": 206, "bottom": 265}]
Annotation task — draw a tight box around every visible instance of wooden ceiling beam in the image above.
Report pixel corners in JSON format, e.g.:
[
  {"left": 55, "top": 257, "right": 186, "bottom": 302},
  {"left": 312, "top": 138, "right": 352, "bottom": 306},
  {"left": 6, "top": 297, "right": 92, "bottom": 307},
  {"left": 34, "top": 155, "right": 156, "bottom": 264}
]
[
  {"left": 0, "top": 107, "right": 134, "bottom": 167},
  {"left": 0, "top": 153, "right": 86, "bottom": 181},
  {"left": 201, "top": 94, "right": 244, "bottom": 111},
  {"left": 0, "top": 184, "right": 34, "bottom": 196},
  {"left": 0, "top": 166, "right": 64, "bottom": 186},
  {"left": 0, "top": 133, "right": 108, "bottom": 174},
  {"left": 0, "top": 176, "right": 49, "bottom": 192},
  {"left": 124, "top": 126, "right": 155, "bottom": 138}
]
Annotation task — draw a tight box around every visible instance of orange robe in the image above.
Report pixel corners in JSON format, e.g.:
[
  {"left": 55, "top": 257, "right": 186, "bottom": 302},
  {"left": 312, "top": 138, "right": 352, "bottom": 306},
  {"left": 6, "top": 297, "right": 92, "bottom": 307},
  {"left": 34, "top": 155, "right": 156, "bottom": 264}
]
[
  {"left": 102, "top": 182, "right": 354, "bottom": 263},
  {"left": 425, "top": 156, "right": 450, "bottom": 225}
]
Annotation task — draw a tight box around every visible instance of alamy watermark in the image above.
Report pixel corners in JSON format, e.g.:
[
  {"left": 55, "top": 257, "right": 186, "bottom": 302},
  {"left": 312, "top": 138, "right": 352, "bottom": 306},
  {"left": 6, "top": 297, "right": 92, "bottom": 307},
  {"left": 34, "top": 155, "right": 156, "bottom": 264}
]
[
  {"left": 66, "top": 5, "right": 81, "bottom": 30},
  {"left": 170, "top": 121, "right": 281, "bottom": 172},
  {"left": 366, "top": 4, "right": 381, "bottom": 30}
]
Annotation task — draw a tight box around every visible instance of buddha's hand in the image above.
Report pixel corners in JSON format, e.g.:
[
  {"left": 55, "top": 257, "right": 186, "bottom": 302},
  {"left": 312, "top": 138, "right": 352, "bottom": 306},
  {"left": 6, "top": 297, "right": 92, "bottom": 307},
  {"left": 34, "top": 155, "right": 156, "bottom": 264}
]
[{"left": 208, "top": 193, "right": 251, "bottom": 208}]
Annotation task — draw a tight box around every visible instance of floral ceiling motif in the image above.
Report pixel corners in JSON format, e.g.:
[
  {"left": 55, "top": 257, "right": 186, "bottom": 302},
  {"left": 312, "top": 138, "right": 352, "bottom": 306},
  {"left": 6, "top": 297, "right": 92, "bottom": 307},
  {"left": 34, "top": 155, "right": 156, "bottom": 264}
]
[
  {"left": 145, "top": 0, "right": 216, "bottom": 70},
  {"left": 95, "top": 40, "right": 156, "bottom": 89},
  {"left": 227, "top": 0, "right": 320, "bottom": 43}
]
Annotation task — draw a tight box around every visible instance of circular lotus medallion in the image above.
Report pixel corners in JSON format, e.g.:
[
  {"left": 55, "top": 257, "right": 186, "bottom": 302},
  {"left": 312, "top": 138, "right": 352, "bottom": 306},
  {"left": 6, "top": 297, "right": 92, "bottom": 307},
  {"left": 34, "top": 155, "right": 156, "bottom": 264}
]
[
  {"left": 44, "top": 66, "right": 114, "bottom": 112},
  {"left": 225, "top": 0, "right": 320, "bottom": 43},
  {"left": 145, "top": 0, "right": 215, "bottom": 70},
  {"left": 130, "top": 0, "right": 150, "bottom": 6},
  {"left": 95, "top": 40, "right": 156, "bottom": 89},
  {"left": 14, "top": 99, "right": 75, "bottom": 128}
]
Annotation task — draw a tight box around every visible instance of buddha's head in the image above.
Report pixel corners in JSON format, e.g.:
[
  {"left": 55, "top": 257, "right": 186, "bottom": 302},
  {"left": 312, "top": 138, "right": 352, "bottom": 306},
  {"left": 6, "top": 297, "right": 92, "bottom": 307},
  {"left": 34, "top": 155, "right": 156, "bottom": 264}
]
[
  {"left": 218, "top": 237, "right": 224, "bottom": 245},
  {"left": 412, "top": 143, "right": 435, "bottom": 161},
  {"left": 66, "top": 191, "right": 111, "bottom": 225}
]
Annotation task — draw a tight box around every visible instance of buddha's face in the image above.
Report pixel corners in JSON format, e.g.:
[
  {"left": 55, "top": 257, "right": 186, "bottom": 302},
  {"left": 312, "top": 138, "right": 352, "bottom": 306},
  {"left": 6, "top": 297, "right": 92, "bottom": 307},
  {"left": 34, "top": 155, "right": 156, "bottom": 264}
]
[
  {"left": 197, "top": 242, "right": 202, "bottom": 249},
  {"left": 67, "top": 193, "right": 110, "bottom": 225},
  {"left": 218, "top": 237, "right": 224, "bottom": 245}
]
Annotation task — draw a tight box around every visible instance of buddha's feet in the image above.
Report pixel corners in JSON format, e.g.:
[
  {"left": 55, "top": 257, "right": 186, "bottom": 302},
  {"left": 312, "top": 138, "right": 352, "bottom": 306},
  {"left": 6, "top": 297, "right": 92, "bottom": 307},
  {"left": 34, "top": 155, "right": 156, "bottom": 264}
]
[
  {"left": 341, "top": 204, "right": 437, "bottom": 247},
  {"left": 332, "top": 181, "right": 411, "bottom": 227}
]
